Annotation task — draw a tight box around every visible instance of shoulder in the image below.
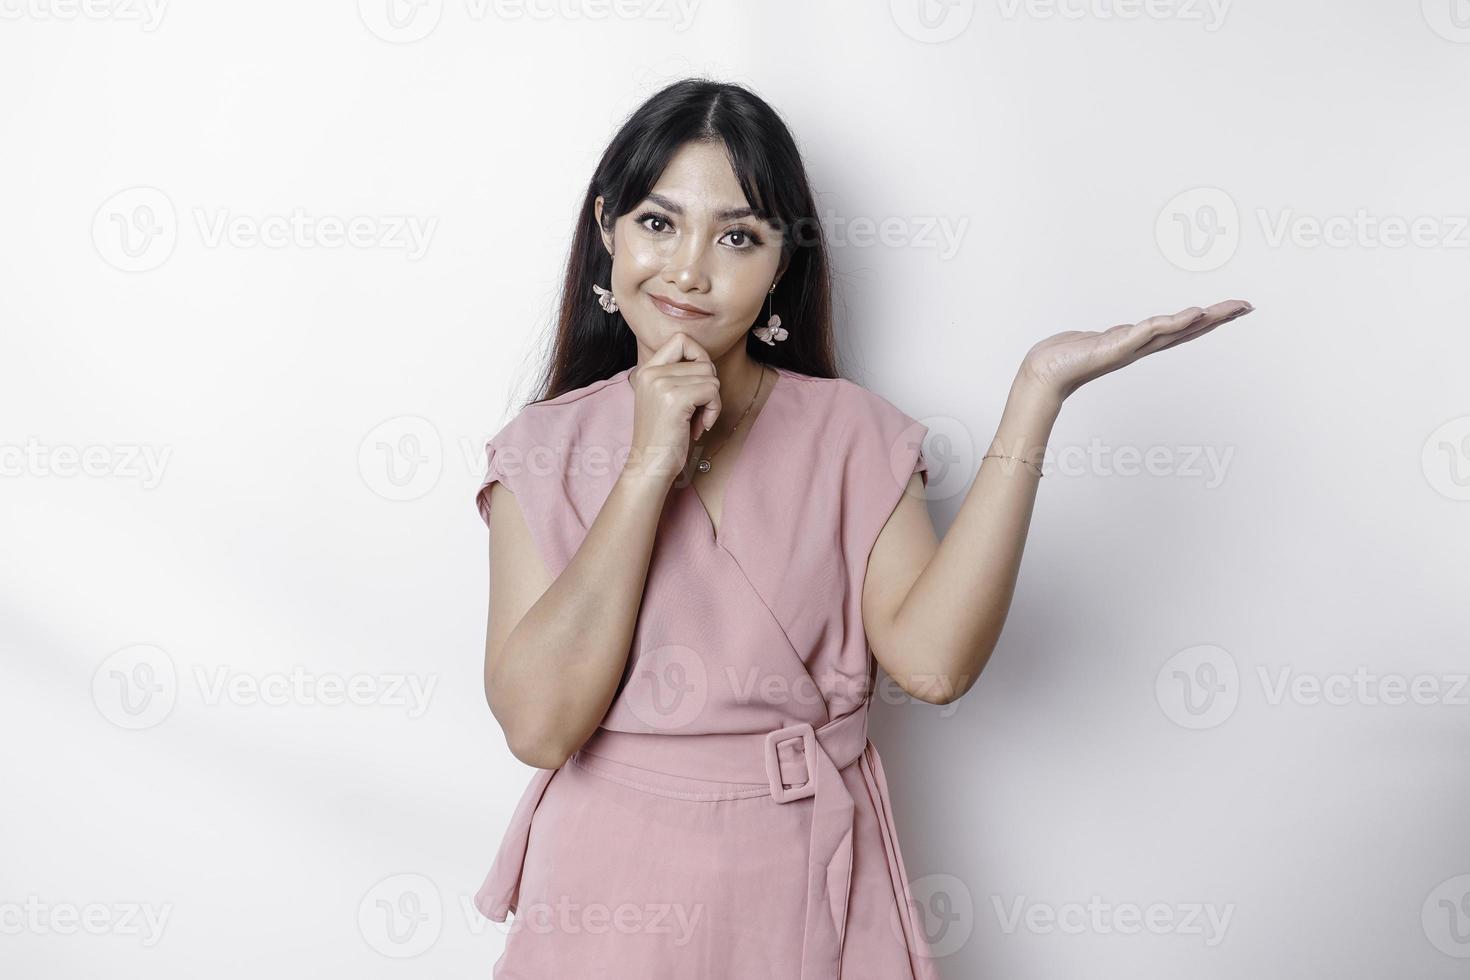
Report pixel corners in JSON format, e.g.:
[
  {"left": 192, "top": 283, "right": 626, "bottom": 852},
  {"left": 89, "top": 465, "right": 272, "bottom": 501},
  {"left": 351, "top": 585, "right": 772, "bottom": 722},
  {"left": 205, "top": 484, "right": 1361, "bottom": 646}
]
[
  {"left": 480, "top": 368, "right": 630, "bottom": 511},
  {"left": 833, "top": 376, "right": 921, "bottom": 432},
  {"left": 772, "top": 368, "right": 928, "bottom": 492},
  {"left": 827, "top": 374, "right": 929, "bottom": 490},
  {"left": 768, "top": 368, "right": 926, "bottom": 453},
  {"left": 771, "top": 368, "right": 915, "bottom": 426},
  {"left": 784, "top": 371, "right": 923, "bottom": 444},
  {"left": 488, "top": 368, "right": 628, "bottom": 451}
]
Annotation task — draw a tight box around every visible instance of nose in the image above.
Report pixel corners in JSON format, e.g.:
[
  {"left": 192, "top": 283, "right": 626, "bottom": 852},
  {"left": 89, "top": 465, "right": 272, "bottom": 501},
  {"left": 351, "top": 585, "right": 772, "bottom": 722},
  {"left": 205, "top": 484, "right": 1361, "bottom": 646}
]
[{"left": 661, "top": 232, "right": 711, "bottom": 294}]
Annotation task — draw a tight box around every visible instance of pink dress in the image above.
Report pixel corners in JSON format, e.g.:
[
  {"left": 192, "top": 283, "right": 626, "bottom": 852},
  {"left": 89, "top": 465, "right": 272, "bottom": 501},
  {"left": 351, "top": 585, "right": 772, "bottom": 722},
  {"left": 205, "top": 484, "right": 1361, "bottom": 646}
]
[{"left": 473, "top": 363, "right": 939, "bottom": 979}]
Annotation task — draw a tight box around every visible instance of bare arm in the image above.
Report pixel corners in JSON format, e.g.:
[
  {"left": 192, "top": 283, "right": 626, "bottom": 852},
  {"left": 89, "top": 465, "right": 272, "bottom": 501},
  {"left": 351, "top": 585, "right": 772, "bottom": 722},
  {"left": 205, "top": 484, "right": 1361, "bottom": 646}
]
[
  {"left": 863, "top": 300, "right": 1255, "bottom": 704},
  {"left": 484, "top": 468, "right": 670, "bottom": 769},
  {"left": 484, "top": 334, "right": 725, "bottom": 769},
  {"left": 862, "top": 373, "right": 1057, "bottom": 705}
]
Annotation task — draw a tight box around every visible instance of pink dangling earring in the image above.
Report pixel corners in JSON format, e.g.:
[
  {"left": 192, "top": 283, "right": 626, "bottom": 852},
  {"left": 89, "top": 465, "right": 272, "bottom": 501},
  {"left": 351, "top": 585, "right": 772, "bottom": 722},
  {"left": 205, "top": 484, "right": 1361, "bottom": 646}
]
[
  {"left": 592, "top": 282, "right": 618, "bottom": 314},
  {"left": 752, "top": 281, "right": 787, "bottom": 345}
]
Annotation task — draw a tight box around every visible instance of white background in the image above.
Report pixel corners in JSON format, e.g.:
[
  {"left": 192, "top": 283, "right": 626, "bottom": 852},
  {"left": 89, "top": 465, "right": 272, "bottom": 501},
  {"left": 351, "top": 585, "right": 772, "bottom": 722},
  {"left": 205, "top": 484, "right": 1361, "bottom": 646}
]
[{"left": 3, "top": 0, "right": 1469, "bottom": 977}]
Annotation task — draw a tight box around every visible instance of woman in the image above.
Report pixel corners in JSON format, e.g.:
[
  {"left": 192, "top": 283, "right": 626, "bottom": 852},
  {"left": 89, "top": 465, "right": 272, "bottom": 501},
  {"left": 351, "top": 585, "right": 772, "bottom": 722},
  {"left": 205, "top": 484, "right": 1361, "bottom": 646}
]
[{"left": 472, "top": 78, "right": 1253, "bottom": 979}]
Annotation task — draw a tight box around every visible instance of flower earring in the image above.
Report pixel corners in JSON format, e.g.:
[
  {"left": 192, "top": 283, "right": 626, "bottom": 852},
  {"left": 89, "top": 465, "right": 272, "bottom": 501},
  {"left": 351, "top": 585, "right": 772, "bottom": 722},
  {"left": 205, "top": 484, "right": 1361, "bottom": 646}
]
[
  {"left": 752, "top": 282, "right": 787, "bottom": 345},
  {"left": 592, "top": 282, "right": 618, "bottom": 314}
]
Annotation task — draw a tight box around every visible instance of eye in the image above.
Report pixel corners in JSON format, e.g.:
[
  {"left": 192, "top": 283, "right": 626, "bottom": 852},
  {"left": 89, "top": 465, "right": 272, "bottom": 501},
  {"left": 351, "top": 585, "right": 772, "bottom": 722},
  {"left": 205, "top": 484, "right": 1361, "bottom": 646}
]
[
  {"left": 636, "top": 211, "right": 672, "bottom": 234},
  {"left": 723, "top": 227, "right": 765, "bottom": 250}
]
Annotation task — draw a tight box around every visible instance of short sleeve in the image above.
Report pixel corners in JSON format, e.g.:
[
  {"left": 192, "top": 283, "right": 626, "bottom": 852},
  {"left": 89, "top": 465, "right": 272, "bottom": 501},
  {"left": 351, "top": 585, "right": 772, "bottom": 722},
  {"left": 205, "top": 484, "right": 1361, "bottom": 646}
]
[
  {"left": 835, "top": 380, "right": 930, "bottom": 550},
  {"left": 472, "top": 408, "right": 583, "bottom": 582},
  {"left": 911, "top": 436, "right": 929, "bottom": 486},
  {"left": 474, "top": 426, "right": 517, "bottom": 528}
]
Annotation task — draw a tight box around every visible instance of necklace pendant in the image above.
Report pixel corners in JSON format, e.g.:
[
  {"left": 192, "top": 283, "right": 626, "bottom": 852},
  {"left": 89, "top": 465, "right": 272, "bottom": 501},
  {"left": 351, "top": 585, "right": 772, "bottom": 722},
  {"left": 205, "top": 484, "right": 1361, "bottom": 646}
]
[{"left": 696, "top": 458, "right": 712, "bottom": 473}]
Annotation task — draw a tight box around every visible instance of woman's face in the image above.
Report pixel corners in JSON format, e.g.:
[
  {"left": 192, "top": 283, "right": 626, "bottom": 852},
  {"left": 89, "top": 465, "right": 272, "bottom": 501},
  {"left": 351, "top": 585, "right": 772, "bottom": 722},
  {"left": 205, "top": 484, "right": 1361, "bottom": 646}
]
[{"left": 596, "top": 140, "right": 786, "bottom": 361}]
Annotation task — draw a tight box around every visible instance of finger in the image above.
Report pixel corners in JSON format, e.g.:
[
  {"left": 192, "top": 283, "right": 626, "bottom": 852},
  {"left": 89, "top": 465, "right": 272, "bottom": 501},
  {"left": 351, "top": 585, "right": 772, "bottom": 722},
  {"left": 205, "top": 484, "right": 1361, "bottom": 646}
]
[
  {"left": 1130, "top": 307, "right": 1205, "bottom": 352},
  {"left": 1153, "top": 319, "right": 1223, "bottom": 353},
  {"left": 1169, "top": 302, "right": 1254, "bottom": 340},
  {"left": 1137, "top": 317, "right": 1220, "bottom": 356},
  {"left": 1202, "top": 299, "right": 1254, "bottom": 319},
  {"left": 667, "top": 373, "right": 722, "bottom": 435},
  {"left": 648, "top": 331, "right": 712, "bottom": 368},
  {"left": 650, "top": 333, "right": 719, "bottom": 431},
  {"left": 656, "top": 360, "right": 720, "bottom": 379},
  {"left": 1137, "top": 301, "right": 1253, "bottom": 355},
  {"left": 1181, "top": 299, "right": 1253, "bottom": 330},
  {"left": 634, "top": 359, "right": 718, "bottom": 384}
]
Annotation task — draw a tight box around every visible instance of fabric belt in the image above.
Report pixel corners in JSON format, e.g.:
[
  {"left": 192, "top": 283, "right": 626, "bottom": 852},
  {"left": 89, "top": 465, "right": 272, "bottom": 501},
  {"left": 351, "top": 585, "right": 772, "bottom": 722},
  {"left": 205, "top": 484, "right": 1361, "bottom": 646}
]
[{"left": 475, "top": 701, "right": 875, "bottom": 979}]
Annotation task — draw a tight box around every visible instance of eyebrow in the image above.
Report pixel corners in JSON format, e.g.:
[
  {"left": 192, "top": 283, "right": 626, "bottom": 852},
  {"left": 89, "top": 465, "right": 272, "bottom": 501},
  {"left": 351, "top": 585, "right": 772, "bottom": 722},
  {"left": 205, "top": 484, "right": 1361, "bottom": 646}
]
[{"left": 644, "top": 192, "right": 767, "bottom": 223}]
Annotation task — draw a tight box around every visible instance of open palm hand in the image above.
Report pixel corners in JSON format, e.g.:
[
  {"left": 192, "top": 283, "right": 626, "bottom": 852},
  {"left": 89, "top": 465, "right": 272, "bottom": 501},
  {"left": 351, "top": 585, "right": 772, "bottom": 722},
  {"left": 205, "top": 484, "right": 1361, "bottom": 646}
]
[{"left": 1021, "top": 300, "right": 1254, "bottom": 401}]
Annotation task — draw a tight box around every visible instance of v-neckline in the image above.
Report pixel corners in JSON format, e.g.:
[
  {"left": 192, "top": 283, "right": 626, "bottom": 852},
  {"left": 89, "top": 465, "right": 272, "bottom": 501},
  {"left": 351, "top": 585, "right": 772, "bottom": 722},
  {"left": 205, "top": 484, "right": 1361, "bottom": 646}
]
[
  {"left": 615, "top": 363, "right": 784, "bottom": 553},
  {"left": 681, "top": 364, "right": 783, "bottom": 551}
]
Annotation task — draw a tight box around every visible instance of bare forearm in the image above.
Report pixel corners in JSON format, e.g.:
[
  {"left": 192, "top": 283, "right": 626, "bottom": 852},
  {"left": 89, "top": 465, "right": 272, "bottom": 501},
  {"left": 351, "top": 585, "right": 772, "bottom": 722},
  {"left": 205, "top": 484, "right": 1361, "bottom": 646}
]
[
  {"left": 891, "top": 372, "right": 1061, "bottom": 702},
  {"left": 487, "top": 471, "right": 669, "bottom": 767}
]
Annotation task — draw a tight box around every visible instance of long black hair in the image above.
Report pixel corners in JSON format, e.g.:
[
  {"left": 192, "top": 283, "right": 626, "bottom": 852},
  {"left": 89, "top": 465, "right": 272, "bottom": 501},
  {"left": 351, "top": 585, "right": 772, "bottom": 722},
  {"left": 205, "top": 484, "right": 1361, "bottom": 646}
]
[{"left": 526, "top": 77, "right": 838, "bottom": 404}]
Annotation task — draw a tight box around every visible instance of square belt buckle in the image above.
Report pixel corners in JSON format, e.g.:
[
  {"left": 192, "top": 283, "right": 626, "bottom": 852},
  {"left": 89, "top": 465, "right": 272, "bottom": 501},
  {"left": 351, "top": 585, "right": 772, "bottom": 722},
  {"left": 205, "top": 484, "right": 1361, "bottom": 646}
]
[{"left": 763, "top": 722, "right": 819, "bottom": 803}]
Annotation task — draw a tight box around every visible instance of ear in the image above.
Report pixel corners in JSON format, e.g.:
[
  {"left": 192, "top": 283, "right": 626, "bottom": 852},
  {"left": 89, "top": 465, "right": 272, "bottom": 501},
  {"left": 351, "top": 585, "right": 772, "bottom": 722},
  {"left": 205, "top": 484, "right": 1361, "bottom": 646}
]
[
  {"left": 593, "top": 196, "right": 614, "bottom": 258},
  {"left": 774, "top": 252, "right": 791, "bottom": 288}
]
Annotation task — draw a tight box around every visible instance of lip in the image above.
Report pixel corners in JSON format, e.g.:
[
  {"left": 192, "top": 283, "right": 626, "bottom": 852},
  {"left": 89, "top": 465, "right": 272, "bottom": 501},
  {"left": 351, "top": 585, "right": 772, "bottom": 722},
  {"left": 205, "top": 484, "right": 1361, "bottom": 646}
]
[{"left": 649, "top": 293, "right": 714, "bottom": 319}]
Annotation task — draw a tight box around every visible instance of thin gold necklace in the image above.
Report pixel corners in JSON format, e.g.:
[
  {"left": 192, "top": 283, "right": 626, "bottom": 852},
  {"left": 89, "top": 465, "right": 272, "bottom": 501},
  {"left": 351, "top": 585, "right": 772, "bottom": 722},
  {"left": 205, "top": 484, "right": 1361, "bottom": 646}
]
[
  {"left": 693, "top": 365, "right": 767, "bottom": 474},
  {"left": 624, "top": 363, "right": 769, "bottom": 474}
]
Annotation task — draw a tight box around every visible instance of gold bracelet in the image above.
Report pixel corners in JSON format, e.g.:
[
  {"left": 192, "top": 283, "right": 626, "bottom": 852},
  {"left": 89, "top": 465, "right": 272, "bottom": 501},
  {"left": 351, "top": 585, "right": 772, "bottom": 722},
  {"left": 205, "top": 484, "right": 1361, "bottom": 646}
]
[{"left": 981, "top": 453, "right": 1044, "bottom": 478}]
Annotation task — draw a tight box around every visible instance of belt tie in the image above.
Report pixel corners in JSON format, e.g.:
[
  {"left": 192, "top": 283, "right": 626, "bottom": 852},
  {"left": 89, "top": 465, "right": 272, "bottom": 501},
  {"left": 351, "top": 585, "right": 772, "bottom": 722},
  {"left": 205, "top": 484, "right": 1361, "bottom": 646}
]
[
  {"left": 474, "top": 701, "right": 874, "bottom": 980},
  {"left": 760, "top": 702, "right": 869, "bottom": 978}
]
